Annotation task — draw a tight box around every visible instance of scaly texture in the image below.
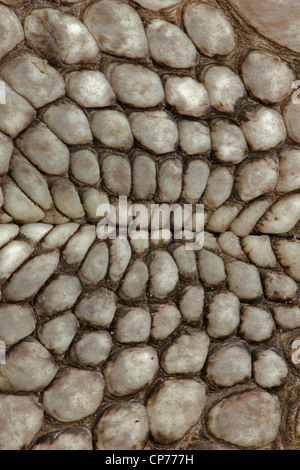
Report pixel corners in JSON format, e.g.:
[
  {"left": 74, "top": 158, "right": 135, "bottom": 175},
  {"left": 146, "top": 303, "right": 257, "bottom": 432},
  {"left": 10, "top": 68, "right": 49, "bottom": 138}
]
[{"left": 0, "top": 0, "right": 300, "bottom": 451}]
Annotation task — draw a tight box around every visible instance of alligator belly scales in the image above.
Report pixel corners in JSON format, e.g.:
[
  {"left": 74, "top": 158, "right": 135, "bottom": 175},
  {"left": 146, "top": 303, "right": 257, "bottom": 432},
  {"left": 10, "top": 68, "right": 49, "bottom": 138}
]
[{"left": 0, "top": 0, "right": 300, "bottom": 451}]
